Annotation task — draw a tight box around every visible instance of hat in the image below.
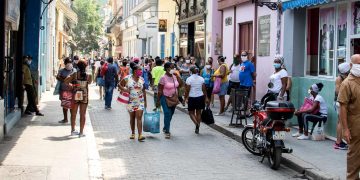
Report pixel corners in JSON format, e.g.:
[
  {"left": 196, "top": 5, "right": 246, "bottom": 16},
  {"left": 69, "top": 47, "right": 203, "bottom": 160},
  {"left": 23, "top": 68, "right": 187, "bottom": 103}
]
[
  {"left": 338, "top": 62, "right": 351, "bottom": 74},
  {"left": 24, "top": 55, "right": 32, "bottom": 59},
  {"left": 133, "top": 57, "right": 140, "bottom": 63}
]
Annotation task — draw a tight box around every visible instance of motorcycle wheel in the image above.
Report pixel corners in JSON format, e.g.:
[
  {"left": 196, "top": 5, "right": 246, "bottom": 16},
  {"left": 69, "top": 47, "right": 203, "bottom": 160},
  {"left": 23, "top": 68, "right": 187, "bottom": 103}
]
[
  {"left": 241, "top": 126, "right": 262, "bottom": 156},
  {"left": 268, "top": 146, "right": 282, "bottom": 170}
]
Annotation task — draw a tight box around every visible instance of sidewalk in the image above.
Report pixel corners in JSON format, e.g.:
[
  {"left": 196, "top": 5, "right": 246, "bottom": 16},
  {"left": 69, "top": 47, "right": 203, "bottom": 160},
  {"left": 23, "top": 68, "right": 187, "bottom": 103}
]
[
  {"left": 0, "top": 88, "right": 102, "bottom": 180},
  {"left": 146, "top": 90, "right": 346, "bottom": 180}
]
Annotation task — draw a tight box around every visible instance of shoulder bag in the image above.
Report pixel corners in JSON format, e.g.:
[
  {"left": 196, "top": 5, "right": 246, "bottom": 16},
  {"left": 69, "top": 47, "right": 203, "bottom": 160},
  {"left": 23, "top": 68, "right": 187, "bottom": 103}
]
[{"left": 165, "top": 76, "right": 179, "bottom": 107}]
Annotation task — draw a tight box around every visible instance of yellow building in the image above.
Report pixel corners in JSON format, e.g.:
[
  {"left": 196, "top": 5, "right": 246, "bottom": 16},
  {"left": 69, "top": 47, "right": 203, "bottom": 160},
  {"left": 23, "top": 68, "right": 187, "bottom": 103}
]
[
  {"left": 158, "top": 0, "right": 179, "bottom": 58},
  {"left": 106, "top": 0, "right": 123, "bottom": 58}
]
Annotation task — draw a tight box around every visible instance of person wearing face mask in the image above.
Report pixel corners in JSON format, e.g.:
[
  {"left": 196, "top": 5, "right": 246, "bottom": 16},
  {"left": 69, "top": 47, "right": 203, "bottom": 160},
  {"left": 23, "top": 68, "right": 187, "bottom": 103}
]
[
  {"left": 239, "top": 51, "right": 256, "bottom": 98},
  {"left": 201, "top": 61, "right": 214, "bottom": 101},
  {"left": 261, "top": 55, "right": 288, "bottom": 105},
  {"left": 151, "top": 57, "right": 166, "bottom": 111},
  {"left": 212, "top": 56, "right": 229, "bottom": 116},
  {"left": 333, "top": 62, "right": 350, "bottom": 150},
  {"left": 224, "top": 54, "right": 241, "bottom": 112},
  {"left": 95, "top": 61, "right": 105, "bottom": 100},
  {"left": 22, "top": 55, "right": 44, "bottom": 116},
  {"left": 73, "top": 55, "right": 80, "bottom": 71},
  {"left": 338, "top": 54, "right": 360, "bottom": 180},
  {"left": 119, "top": 59, "right": 130, "bottom": 80},
  {"left": 293, "top": 83, "right": 327, "bottom": 140},
  {"left": 179, "top": 59, "right": 192, "bottom": 106},
  {"left": 156, "top": 62, "right": 183, "bottom": 139},
  {"left": 119, "top": 62, "right": 147, "bottom": 141},
  {"left": 103, "top": 57, "right": 119, "bottom": 110},
  {"left": 57, "top": 57, "right": 76, "bottom": 123}
]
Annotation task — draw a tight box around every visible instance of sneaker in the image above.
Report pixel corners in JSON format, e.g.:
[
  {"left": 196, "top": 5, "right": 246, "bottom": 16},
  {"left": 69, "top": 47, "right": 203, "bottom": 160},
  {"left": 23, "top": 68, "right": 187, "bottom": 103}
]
[
  {"left": 214, "top": 112, "right": 225, "bottom": 116},
  {"left": 71, "top": 130, "right": 79, "bottom": 136},
  {"left": 165, "top": 133, "right": 171, "bottom": 139},
  {"left": 78, "top": 133, "right": 86, "bottom": 138},
  {"left": 24, "top": 111, "right": 33, "bottom": 115},
  {"left": 35, "top": 112, "right": 44, "bottom": 116},
  {"left": 334, "top": 143, "right": 341, "bottom": 149},
  {"left": 292, "top": 132, "right": 302, "bottom": 137},
  {"left": 336, "top": 142, "right": 348, "bottom": 150},
  {"left": 297, "top": 134, "right": 310, "bottom": 140},
  {"left": 58, "top": 120, "right": 68, "bottom": 124}
]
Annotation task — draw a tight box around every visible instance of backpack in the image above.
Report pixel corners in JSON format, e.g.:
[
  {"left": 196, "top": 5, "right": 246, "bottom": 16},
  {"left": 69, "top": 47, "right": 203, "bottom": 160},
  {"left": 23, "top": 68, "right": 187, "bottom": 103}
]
[{"left": 100, "top": 63, "right": 108, "bottom": 77}]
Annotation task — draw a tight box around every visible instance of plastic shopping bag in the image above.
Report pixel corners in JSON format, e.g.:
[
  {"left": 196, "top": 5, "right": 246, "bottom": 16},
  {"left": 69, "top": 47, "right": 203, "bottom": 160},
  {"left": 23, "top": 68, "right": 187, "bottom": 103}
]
[
  {"left": 53, "top": 81, "right": 61, "bottom": 95},
  {"left": 312, "top": 126, "right": 325, "bottom": 141},
  {"left": 143, "top": 109, "right": 160, "bottom": 133},
  {"left": 212, "top": 77, "right": 221, "bottom": 94}
]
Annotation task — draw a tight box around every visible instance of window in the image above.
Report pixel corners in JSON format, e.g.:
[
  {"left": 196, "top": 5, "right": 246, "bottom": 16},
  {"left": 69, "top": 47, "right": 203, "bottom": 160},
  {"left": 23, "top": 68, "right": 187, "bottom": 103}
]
[
  {"left": 336, "top": 4, "right": 347, "bottom": 73},
  {"left": 319, "top": 7, "right": 335, "bottom": 76}
]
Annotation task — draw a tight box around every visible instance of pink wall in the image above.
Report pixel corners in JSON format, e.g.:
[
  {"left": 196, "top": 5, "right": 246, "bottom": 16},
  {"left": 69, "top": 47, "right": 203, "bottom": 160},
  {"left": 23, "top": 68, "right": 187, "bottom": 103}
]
[
  {"left": 222, "top": 8, "right": 235, "bottom": 65},
  {"left": 255, "top": 8, "right": 280, "bottom": 99},
  {"left": 209, "top": 0, "right": 222, "bottom": 61}
]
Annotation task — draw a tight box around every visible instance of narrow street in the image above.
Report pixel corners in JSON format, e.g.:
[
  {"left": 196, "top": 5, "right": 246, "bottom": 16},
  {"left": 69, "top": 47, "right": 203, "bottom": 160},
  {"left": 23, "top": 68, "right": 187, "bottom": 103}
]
[{"left": 88, "top": 86, "right": 300, "bottom": 179}]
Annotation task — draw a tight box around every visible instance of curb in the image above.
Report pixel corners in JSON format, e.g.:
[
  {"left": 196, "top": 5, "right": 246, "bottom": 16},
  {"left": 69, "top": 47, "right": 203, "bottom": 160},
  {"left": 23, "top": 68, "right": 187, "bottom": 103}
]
[{"left": 146, "top": 90, "right": 340, "bottom": 180}]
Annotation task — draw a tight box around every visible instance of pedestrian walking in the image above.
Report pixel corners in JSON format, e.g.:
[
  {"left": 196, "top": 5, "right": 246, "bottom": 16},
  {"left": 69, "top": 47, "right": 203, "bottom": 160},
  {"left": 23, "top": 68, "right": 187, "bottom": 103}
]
[
  {"left": 57, "top": 57, "right": 75, "bottom": 123},
  {"left": 201, "top": 61, "right": 214, "bottom": 101},
  {"left": 239, "top": 51, "right": 256, "bottom": 97},
  {"left": 338, "top": 54, "right": 360, "bottom": 180},
  {"left": 95, "top": 61, "right": 105, "bottom": 100},
  {"left": 119, "top": 59, "right": 130, "bottom": 80},
  {"left": 225, "top": 54, "right": 241, "bottom": 112},
  {"left": 184, "top": 66, "right": 209, "bottom": 134},
  {"left": 212, "top": 56, "right": 229, "bottom": 116},
  {"left": 293, "top": 83, "right": 327, "bottom": 140},
  {"left": 119, "top": 62, "right": 147, "bottom": 141},
  {"left": 103, "top": 57, "right": 118, "bottom": 110},
  {"left": 261, "top": 55, "right": 288, "bottom": 105},
  {"left": 22, "top": 55, "right": 44, "bottom": 116},
  {"left": 334, "top": 62, "right": 350, "bottom": 150},
  {"left": 151, "top": 57, "right": 165, "bottom": 111},
  {"left": 64, "top": 60, "right": 92, "bottom": 137},
  {"left": 156, "top": 62, "right": 183, "bottom": 139}
]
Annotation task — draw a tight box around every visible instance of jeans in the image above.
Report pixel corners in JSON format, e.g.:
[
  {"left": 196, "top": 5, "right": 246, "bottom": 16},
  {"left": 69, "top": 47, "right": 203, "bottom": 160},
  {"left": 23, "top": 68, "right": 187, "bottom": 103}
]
[
  {"left": 104, "top": 81, "right": 115, "bottom": 108},
  {"left": 160, "top": 96, "right": 176, "bottom": 133}
]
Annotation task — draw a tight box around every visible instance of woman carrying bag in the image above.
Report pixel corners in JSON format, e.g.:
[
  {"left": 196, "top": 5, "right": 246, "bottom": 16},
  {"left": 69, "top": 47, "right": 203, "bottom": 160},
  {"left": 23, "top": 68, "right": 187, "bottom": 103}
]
[
  {"left": 156, "top": 62, "right": 183, "bottom": 139},
  {"left": 119, "top": 62, "right": 147, "bottom": 141}
]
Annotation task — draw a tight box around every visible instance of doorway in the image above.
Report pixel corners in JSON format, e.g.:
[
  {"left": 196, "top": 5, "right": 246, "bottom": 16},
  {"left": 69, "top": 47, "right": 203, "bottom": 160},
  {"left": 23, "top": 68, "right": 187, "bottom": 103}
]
[
  {"left": 238, "top": 22, "right": 253, "bottom": 57},
  {"left": 350, "top": 38, "right": 360, "bottom": 55}
]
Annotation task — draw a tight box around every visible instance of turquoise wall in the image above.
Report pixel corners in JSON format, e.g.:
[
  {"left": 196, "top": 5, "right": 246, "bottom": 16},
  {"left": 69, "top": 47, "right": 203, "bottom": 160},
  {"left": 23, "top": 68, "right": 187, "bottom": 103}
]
[{"left": 290, "top": 77, "right": 337, "bottom": 137}]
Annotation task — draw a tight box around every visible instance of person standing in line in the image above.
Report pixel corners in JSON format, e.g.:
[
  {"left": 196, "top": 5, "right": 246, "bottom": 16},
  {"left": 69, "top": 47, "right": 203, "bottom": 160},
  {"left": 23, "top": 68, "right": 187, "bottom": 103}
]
[
  {"left": 185, "top": 67, "right": 209, "bottom": 134},
  {"left": 151, "top": 57, "right": 165, "bottom": 111},
  {"left": 64, "top": 60, "right": 92, "bottom": 137},
  {"left": 207, "top": 57, "right": 215, "bottom": 107},
  {"left": 239, "top": 51, "right": 256, "bottom": 99},
  {"left": 338, "top": 54, "right": 360, "bottom": 180},
  {"left": 119, "top": 62, "right": 147, "bottom": 141},
  {"left": 103, "top": 57, "right": 118, "bottom": 110},
  {"left": 212, "top": 56, "right": 229, "bottom": 116},
  {"left": 224, "top": 54, "right": 241, "bottom": 112},
  {"left": 95, "top": 61, "right": 105, "bottom": 100},
  {"left": 334, "top": 62, "right": 350, "bottom": 150},
  {"left": 57, "top": 57, "right": 76, "bottom": 123},
  {"left": 22, "top": 55, "right": 44, "bottom": 116},
  {"left": 157, "top": 62, "right": 182, "bottom": 139},
  {"left": 201, "top": 61, "right": 214, "bottom": 102}
]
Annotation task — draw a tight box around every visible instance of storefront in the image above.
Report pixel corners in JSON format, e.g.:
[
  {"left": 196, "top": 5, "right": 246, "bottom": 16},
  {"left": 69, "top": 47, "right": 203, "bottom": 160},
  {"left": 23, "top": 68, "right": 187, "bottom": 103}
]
[{"left": 282, "top": 0, "right": 360, "bottom": 137}]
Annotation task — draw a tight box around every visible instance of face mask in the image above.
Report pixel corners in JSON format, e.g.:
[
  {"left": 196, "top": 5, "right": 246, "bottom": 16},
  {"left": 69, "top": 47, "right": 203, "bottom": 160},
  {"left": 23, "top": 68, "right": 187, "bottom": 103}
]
[
  {"left": 135, "top": 69, "right": 142, "bottom": 77},
  {"left": 241, "top": 56, "right": 247, "bottom": 61},
  {"left": 27, "top": 60, "right": 32, "bottom": 65},
  {"left": 273, "top": 63, "right": 281, "bottom": 69},
  {"left": 186, "top": 60, "right": 190, "bottom": 64},
  {"left": 74, "top": 60, "right": 79, "bottom": 64},
  {"left": 65, "top": 63, "right": 73, "bottom": 70},
  {"left": 206, "top": 65, "right": 211, "bottom": 69},
  {"left": 351, "top": 64, "right": 360, "bottom": 77},
  {"left": 170, "top": 69, "right": 175, "bottom": 74},
  {"left": 308, "top": 89, "right": 312, "bottom": 95}
]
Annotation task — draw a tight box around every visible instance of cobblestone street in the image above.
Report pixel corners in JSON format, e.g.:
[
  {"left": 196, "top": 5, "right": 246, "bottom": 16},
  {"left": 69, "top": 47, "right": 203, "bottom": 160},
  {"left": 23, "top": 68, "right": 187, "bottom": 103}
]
[{"left": 88, "top": 86, "right": 301, "bottom": 179}]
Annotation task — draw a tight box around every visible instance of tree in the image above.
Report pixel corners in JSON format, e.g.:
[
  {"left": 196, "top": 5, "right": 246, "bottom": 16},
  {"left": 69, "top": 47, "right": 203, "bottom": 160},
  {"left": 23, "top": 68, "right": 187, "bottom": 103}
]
[{"left": 72, "top": 0, "right": 103, "bottom": 54}]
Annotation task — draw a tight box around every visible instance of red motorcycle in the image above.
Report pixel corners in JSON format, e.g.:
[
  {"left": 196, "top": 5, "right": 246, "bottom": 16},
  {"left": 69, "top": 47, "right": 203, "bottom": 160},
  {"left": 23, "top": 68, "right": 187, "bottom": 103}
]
[{"left": 241, "top": 101, "right": 294, "bottom": 170}]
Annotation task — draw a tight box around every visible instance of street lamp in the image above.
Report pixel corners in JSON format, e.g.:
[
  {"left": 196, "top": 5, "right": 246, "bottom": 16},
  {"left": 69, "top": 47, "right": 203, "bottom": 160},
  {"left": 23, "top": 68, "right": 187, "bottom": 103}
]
[
  {"left": 135, "top": 29, "right": 140, "bottom": 39},
  {"left": 252, "top": 0, "right": 280, "bottom": 11}
]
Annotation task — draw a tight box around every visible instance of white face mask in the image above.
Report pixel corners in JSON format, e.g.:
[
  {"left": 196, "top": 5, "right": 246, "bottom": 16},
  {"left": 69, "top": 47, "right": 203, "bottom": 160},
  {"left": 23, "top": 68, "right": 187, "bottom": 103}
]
[
  {"left": 27, "top": 60, "right": 32, "bottom": 65},
  {"left": 308, "top": 89, "right": 312, "bottom": 95},
  {"left": 241, "top": 56, "right": 247, "bottom": 61},
  {"left": 205, "top": 65, "right": 211, "bottom": 69},
  {"left": 186, "top": 60, "right": 190, "bottom": 64},
  {"left": 65, "top": 63, "right": 73, "bottom": 70},
  {"left": 351, "top": 64, "right": 360, "bottom": 77},
  {"left": 74, "top": 60, "right": 79, "bottom": 64},
  {"left": 169, "top": 69, "right": 175, "bottom": 74}
]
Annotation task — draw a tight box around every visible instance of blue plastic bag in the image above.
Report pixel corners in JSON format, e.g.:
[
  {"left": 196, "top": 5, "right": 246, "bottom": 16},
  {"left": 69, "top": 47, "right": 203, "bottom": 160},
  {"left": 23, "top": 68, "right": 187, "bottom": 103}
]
[{"left": 143, "top": 109, "right": 160, "bottom": 134}]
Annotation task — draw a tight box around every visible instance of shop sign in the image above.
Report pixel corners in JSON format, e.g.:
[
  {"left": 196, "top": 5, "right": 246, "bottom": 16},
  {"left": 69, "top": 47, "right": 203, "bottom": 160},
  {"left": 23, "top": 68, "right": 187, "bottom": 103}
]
[
  {"left": 146, "top": 22, "right": 158, "bottom": 29},
  {"left": 159, "top": 19, "right": 167, "bottom": 32},
  {"left": 6, "top": 0, "right": 20, "bottom": 31},
  {"left": 225, "top": 17, "right": 232, "bottom": 26},
  {"left": 258, "top": 15, "right": 271, "bottom": 57}
]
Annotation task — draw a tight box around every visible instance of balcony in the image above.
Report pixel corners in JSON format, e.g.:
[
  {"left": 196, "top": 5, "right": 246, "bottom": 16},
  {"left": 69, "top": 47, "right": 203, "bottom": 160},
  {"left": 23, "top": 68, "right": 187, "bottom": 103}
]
[{"left": 130, "top": 0, "right": 157, "bottom": 15}]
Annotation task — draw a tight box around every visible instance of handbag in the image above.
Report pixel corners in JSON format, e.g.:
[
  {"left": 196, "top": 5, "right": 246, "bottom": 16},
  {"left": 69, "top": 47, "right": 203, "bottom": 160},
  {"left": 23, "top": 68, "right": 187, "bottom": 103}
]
[
  {"left": 300, "top": 97, "right": 319, "bottom": 114},
  {"left": 53, "top": 81, "right": 61, "bottom": 95},
  {"left": 212, "top": 77, "right": 221, "bottom": 94},
  {"left": 165, "top": 76, "right": 179, "bottom": 107},
  {"left": 201, "top": 107, "right": 215, "bottom": 125},
  {"left": 117, "top": 91, "right": 130, "bottom": 104},
  {"left": 143, "top": 109, "right": 160, "bottom": 133},
  {"left": 61, "top": 91, "right": 74, "bottom": 109}
]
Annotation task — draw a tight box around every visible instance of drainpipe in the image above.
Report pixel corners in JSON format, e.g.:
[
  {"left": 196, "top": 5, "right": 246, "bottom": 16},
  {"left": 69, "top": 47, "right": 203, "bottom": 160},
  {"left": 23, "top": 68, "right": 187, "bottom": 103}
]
[
  {"left": 0, "top": 0, "right": 6, "bottom": 98},
  {"left": 233, "top": 6, "right": 236, "bottom": 55}
]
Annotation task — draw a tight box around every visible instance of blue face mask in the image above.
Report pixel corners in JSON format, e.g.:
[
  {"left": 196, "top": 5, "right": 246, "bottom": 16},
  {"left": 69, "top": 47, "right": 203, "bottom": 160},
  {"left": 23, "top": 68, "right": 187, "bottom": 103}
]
[{"left": 273, "top": 63, "right": 281, "bottom": 69}]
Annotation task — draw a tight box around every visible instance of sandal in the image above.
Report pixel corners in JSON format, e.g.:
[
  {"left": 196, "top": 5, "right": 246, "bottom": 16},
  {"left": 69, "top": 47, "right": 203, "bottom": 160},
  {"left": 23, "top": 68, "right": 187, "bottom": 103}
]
[
  {"left": 130, "top": 134, "right": 135, "bottom": 139},
  {"left": 138, "top": 135, "right": 145, "bottom": 141},
  {"left": 58, "top": 120, "right": 68, "bottom": 124},
  {"left": 165, "top": 133, "right": 171, "bottom": 139}
]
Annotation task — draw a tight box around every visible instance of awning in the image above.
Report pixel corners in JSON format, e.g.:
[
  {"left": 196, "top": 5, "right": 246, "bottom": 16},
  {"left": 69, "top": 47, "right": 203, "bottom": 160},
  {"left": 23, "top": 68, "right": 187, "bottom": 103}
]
[{"left": 281, "top": 0, "right": 330, "bottom": 12}]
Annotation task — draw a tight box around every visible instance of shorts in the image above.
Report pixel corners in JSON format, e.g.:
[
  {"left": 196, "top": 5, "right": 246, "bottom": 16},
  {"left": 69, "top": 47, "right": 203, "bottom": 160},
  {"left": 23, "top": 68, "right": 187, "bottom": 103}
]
[
  {"left": 205, "top": 86, "right": 213, "bottom": 99},
  {"left": 96, "top": 77, "right": 105, "bottom": 87},
  {"left": 227, "top": 81, "right": 240, "bottom": 95},
  {"left": 188, "top": 96, "right": 205, "bottom": 111},
  {"left": 218, "top": 82, "right": 228, "bottom": 96}
]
